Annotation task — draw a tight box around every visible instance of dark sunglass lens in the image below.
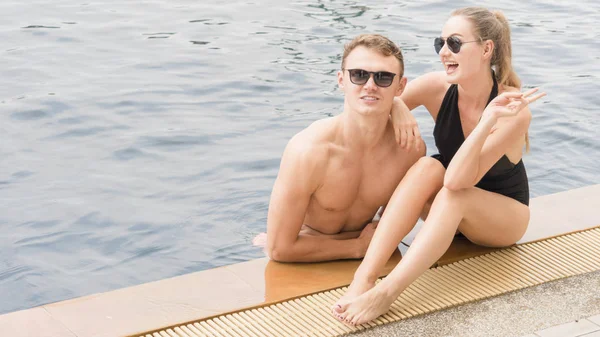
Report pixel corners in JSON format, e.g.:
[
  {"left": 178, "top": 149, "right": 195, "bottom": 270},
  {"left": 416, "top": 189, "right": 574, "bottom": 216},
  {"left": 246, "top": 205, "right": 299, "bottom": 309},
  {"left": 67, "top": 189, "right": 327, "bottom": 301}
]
[
  {"left": 447, "top": 36, "right": 462, "bottom": 53},
  {"left": 374, "top": 72, "right": 394, "bottom": 87},
  {"left": 349, "top": 69, "right": 369, "bottom": 84},
  {"left": 434, "top": 37, "right": 444, "bottom": 54}
]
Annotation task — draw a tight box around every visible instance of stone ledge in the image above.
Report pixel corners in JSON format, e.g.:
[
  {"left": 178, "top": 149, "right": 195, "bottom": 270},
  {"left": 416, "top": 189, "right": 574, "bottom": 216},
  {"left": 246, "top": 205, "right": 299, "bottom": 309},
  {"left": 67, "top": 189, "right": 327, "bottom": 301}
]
[{"left": 1, "top": 184, "right": 598, "bottom": 337}]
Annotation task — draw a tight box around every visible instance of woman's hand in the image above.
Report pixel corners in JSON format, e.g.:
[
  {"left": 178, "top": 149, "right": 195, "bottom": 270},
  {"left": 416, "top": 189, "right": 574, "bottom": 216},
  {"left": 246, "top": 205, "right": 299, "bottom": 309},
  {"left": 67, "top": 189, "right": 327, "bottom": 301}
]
[
  {"left": 482, "top": 88, "right": 546, "bottom": 123},
  {"left": 391, "top": 97, "right": 421, "bottom": 151}
]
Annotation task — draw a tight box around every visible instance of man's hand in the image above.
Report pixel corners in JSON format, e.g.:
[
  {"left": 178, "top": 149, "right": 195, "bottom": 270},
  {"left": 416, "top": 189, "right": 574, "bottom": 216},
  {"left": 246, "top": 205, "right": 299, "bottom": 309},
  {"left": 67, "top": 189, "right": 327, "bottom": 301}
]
[
  {"left": 254, "top": 224, "right": 366, "bottom": 258},
  {"left": 357, "top": 221, "right": 378, "bottom": 258},
  {"left": 252, "top": 232, "right": 269, "bottom": 256},
  {"left": 253, "top": 232, "right": 268, "bottom": 247}
]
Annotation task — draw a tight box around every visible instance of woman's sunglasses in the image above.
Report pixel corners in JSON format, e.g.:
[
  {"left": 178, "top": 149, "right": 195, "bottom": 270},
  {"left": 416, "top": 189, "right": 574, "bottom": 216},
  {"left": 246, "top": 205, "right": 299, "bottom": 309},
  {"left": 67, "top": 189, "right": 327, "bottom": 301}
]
[
  {"left": 434, "top": 36, "right": 479, "bottom": 54},
  {"left": 345, "top": 69, "right": 397, "bottom": 88}
]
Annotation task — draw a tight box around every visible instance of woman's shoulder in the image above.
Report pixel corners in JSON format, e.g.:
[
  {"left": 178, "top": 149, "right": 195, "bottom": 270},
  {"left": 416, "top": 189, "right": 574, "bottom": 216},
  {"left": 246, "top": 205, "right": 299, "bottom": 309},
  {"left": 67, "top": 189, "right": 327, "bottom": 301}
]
[
  {"left": 413, "top": 71, "right": 448, "bottom": 89},
  {"left": 403, "top": 71, "right": 450, "bottom": 109}
]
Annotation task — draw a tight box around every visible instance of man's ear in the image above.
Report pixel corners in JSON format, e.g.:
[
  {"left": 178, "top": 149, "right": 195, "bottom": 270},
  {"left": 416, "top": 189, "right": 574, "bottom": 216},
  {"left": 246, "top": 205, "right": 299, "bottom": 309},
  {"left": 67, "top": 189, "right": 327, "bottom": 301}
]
[
  {"left": 395, "top": 76, "right": 407, "bottom": 96},
  {"left": 483, "top": 40, "right": 494, "bottom": 60},
  {"left": 337, "top": 70, "right": 345, "bottom": 90}
]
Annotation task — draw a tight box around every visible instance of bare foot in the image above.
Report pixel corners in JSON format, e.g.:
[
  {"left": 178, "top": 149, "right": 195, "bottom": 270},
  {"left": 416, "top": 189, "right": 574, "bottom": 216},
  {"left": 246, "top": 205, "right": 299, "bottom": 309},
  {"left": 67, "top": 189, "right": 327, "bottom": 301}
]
[
  {"left": 331, "top": 278, "right": 375, "bottom": 317},
  {"left": 334, "top": 284, "right": 397, "bottom": 326}
]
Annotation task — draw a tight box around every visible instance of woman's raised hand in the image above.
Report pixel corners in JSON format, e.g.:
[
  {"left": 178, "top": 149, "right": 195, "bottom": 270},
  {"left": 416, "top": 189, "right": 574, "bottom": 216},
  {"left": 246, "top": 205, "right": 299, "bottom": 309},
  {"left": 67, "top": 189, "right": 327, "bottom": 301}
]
[{"left": 483, "top": 88, "right": 546, "bottom": 121}]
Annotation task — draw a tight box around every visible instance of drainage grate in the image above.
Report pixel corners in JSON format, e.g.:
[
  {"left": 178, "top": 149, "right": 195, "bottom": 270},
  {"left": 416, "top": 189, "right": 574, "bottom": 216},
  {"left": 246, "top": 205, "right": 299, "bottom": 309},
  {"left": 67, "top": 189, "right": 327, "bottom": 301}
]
[{"left": 135, "top": 227, "right": 600, "bottom": 337}]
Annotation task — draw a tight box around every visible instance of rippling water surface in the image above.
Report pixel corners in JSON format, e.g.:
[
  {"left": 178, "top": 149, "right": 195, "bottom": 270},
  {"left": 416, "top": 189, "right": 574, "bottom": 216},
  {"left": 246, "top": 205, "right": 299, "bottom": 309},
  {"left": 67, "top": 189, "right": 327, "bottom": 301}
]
[{"left": 1, "top": 0, "right": 598, "bottom": 314}]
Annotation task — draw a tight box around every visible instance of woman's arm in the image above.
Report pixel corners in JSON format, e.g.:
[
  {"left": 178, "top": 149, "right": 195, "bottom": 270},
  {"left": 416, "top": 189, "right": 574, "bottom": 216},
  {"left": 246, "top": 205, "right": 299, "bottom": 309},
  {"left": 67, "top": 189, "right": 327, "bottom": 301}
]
[
  {"left": 391, "top": 72, "right": 449, "bottom": 149},
  {"left": 444, "top": 89, "right": 545, "bottom": 190},
  {"left": 399, "top": 71, "right": 448, "bottom": 113}
]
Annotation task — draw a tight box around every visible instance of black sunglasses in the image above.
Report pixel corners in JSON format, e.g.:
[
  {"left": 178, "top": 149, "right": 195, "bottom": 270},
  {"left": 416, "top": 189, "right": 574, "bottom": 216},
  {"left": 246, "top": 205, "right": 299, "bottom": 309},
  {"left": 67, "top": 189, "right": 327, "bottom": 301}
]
[
  {"left": 434, "top": 36, "right": 479, "bottom": 54},
  {"left": 345, "top": 69, "right": 397, "bottom": 88}
]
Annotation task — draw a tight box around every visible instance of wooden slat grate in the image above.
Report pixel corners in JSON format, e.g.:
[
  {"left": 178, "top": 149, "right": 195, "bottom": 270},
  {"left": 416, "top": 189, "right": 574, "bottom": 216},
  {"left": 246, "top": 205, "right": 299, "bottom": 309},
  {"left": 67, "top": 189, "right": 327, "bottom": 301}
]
[{"left": 135, "top": 227, "right": 600, "bottom": 337}]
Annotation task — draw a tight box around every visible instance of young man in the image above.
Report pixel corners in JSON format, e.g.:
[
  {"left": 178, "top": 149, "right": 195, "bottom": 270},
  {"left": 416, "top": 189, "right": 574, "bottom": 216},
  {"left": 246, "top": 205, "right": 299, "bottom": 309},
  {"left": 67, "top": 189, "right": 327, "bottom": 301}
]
[{"left": 255, "top": 34, "right": 424, "bottom": 262}]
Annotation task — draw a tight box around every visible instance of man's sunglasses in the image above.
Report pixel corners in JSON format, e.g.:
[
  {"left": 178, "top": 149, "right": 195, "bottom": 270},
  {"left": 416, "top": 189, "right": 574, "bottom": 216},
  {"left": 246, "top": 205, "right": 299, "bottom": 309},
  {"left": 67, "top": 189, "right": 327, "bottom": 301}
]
[
  {"left": 434, "top": 36, "right": 479, "bottom": 54},
  {"left": 345, "top": 69, "right": 397, "bottom": 88}
]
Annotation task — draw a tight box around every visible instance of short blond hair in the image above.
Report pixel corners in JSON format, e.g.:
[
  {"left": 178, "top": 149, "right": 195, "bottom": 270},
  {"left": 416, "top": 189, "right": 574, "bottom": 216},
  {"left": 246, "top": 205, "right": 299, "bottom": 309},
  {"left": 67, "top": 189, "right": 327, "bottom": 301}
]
[{"left": 341, "top": 34, "right": 404, "bottom": 77}]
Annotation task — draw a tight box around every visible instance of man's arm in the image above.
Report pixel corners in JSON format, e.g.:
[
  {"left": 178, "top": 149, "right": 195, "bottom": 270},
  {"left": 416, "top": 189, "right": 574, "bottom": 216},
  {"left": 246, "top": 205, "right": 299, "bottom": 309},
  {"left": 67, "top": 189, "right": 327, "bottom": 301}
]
[
  {"left": 298, "top": 225, "right": 362, "bottom": 240},
  {"left": 390, "top": 72, "right": 448, "bottom": 148},
  {"left": 266, "top": 136, "right": 369, "bottom": 263}
]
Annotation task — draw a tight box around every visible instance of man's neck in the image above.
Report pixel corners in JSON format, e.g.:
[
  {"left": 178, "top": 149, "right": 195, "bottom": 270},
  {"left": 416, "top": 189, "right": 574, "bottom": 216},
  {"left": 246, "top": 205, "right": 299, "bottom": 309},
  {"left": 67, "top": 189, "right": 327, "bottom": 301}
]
[{"left": 338, "top": 106, "right": 390, "bottom": 152}]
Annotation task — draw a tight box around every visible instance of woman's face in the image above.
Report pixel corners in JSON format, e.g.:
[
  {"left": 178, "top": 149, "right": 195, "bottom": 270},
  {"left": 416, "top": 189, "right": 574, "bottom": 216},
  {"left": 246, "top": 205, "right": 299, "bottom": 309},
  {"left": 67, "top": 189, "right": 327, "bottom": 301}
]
[{"left": 438, "top": 15, "right": 488, "bottom": 84}]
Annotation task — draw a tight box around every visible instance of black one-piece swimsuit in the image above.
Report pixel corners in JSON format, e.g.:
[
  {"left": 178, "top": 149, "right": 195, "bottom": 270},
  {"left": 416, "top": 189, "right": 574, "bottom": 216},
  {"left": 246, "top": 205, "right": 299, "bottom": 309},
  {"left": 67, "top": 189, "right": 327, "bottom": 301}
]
[{"left": 431, "top": 75, "right": 530, "bottom": 206}]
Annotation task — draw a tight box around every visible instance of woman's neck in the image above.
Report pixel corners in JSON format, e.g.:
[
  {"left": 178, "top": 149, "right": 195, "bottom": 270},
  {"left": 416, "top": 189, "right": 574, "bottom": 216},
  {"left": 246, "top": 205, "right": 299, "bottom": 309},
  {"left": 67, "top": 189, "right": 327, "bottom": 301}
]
[{"left": 457, "top": 69, "right": 495, "bottom": 114}]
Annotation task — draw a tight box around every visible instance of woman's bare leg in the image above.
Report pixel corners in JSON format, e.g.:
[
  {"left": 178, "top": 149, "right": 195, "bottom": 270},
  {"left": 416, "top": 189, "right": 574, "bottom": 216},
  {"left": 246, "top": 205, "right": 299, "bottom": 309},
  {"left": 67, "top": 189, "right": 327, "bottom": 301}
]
[
  {"left": 332, "top": 157, "right": 445, "bottom": 312},
  {"left": 335, "top": 186, "right": 530, "bottom": 325}
]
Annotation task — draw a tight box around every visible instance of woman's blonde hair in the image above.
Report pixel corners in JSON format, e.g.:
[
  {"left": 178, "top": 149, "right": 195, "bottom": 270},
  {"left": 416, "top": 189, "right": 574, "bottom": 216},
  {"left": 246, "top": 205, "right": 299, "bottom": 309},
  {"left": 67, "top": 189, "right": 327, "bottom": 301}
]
[{"left": 452, "top": 7, "right": 529, "bottom": 151}]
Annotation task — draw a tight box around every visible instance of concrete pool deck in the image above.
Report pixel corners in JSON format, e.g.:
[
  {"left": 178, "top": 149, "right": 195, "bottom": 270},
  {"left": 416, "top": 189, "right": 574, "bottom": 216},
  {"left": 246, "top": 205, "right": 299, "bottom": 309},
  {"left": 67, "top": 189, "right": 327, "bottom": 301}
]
[
  {"left": 1, "top": 184, "right": 599, "bottom": 337},
  {"left": 351, "top": 269, "right": 600, "bottom": 337}
]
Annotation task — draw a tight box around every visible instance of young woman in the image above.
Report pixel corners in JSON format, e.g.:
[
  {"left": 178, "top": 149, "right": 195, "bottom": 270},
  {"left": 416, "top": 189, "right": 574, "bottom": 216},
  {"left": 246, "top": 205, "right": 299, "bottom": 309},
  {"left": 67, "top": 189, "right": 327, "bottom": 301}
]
[{"left": 332, "top": 7, "right": 545, "bottom": 326}]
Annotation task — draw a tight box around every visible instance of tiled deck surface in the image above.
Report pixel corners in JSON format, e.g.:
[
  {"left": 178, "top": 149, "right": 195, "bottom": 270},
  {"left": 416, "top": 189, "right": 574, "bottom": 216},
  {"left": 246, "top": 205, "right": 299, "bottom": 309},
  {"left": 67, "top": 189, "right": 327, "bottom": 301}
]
[
  {"left": 526, "top": 314, "right": 600, "bottom": 337},
  {"left": 1, "top": 184, "right": 599, "bottom": 337},
  {"left": 352, "top": 269, "right": 600, "bottom": 337}
]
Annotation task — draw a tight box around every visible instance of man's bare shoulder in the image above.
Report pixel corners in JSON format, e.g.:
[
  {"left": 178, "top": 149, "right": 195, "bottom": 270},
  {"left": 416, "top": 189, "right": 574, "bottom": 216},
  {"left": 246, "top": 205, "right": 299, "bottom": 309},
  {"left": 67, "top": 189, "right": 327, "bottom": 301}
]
[
  {"left": 286, "top": 117, "right": 337, "bottom": 156},
  {"left": 295, "top": 116, "right": 337, "bottom": 141},
  {"left": 280, "top": 116, "right": 338, "bottom": 174}
]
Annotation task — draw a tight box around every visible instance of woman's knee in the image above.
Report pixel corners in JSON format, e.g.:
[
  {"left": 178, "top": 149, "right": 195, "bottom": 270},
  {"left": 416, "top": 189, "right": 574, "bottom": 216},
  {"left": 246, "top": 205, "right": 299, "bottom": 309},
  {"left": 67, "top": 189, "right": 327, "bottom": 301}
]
[
  {"left": 434, "top": 186, "right": 470, "bottom": 209},
  {"left": 419, "top": 186, "right": 466, "bottom": 222},
  {"left": 411, "top": 157, "right": 445, "bottom": 180}
]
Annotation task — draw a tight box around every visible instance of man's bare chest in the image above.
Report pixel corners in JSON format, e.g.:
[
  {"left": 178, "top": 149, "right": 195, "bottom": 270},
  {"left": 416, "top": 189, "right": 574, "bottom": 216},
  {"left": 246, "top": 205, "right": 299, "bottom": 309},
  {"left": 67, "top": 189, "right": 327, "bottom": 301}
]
[{"left": 313, "top": 158, "right": 403, "bottom": 212}]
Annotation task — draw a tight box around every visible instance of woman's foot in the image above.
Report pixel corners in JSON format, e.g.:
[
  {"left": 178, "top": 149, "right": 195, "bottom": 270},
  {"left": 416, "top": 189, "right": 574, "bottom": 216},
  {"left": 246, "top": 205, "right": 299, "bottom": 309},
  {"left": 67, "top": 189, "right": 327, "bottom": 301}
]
[
  {"left": 333, "top": 283, "right": 398, "bottom": 326},
  {"left": 331, "top": 278, "right": 376, "bottom": 317}
]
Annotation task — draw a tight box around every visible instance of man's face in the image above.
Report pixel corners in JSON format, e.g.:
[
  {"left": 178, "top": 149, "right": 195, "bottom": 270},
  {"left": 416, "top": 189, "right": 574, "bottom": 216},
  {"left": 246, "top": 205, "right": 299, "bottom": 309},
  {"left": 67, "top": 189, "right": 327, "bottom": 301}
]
[{"left": 338, "top": 46, "right": 405, "bottom": 117}]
